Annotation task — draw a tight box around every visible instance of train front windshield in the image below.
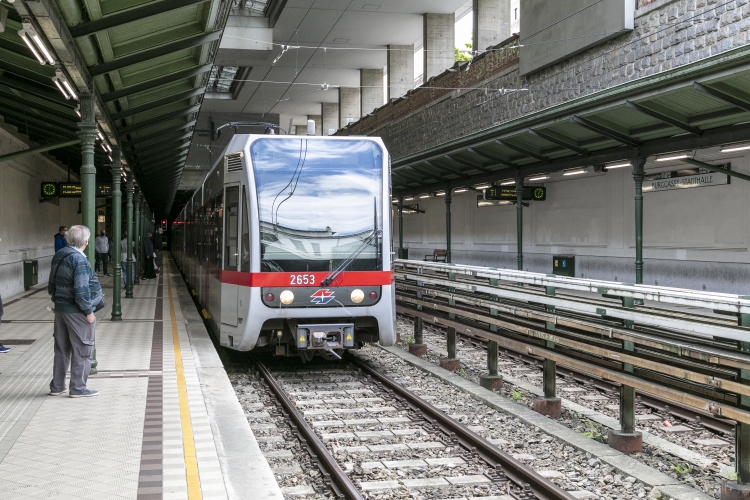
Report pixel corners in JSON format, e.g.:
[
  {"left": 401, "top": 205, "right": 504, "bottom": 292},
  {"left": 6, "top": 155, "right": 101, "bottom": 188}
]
[{"left": 251, "top": 139, "right": 384, "bottom": 273}]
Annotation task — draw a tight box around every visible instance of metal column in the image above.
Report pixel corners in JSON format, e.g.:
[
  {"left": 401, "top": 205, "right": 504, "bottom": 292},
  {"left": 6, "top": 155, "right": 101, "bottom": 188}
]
[
  {"left": 633, "top": 158, "right": 646, "bottom": 285},
  {"left": 110, "top": 149, "right": 123, "bottom": 321},
  {"left": 445, "top": 187, "right": 452, "bottom": 264},
  {"left": 78, "top": 94, "right": 97, "bottom": 265},
  {"left": 134, "top": 191, "right": 141, "bottom": 285},
  {"left": 398, "top": 196, "right": 404, "bottom": 259},
  {"left": 515, "top": 175, "right": 523, "bottom": 271},
  {"left": 125, "top": 178, "right": 134, "bottom": 298}
]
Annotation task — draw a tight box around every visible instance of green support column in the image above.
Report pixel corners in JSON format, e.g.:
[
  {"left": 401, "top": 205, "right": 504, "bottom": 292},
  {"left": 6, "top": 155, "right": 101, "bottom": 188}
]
[
  {"left": 134, "top": 191, "right": 141, "bottom": 285},
  {"left": 78, "top": 94, "right": 97, "bottom": 266},
  {"left": 737, "top": 422, "right": 750, "bottom": 484},
  {"left": 110, "top": 149, "right": 123, "bottom": 321},
  {"left": 398, "top": 196, "right": 404, "bottom": 259},
  {"left": 125, "top": 178, "right": 134, "bottom": 298},
  {"left": 445, "top": 187, "right": 452, "bottom": 264},
  {"left": 515, "top": 175, "right": 523, "bottom": 271},
  {"left": 633, "top": 158, "right": 646, "bottom": 285}
]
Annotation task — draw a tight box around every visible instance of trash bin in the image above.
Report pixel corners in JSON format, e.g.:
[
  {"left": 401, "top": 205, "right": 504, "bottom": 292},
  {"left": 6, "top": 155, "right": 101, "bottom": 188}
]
[
  {"left": 24, "top": 260, "right": 38, "bottom": 291},
  {"left": 552, "top": 255, "right": 575, "bottom": 277}
]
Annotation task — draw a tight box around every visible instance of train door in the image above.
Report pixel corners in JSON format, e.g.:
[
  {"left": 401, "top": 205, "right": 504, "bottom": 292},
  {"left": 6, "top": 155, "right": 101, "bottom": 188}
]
[{"left": 221, "top": 184, "right": 240, "bottom": 326}]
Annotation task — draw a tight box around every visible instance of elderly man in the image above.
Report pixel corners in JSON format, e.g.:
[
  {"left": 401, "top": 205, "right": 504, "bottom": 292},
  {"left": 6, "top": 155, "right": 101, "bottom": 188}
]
[{"left": 48, "top": 225, "right": 102, "bottom": 398}]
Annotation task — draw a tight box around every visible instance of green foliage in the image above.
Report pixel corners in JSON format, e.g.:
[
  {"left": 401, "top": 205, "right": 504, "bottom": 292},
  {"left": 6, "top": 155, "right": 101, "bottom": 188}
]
[
  {"left": 670, "top": 462, "right": 693, "bottom": 476},
  {"left": 457, "top": 367, "right": 467, "bottom": 376},
  {"left": 726, "top": 471, "right": 738, "bottom": 480},
  {"left": 582, "top": 420, "right": 603, "bottom": 441},
  {"left": 510, "top": 388, "right": 525, "bottom": 402},
  {"left": 455, "top": 42, "right": 473, "bottom": 62},
  {"left": 400, "top": 334, "right": 414, "bottom": 349}
]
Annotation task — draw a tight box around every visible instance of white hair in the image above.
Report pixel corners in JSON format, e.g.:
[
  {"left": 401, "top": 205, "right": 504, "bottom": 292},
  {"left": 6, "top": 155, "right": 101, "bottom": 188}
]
[{"left": 67, "top": 225, "right": 90, "bottom": 248}]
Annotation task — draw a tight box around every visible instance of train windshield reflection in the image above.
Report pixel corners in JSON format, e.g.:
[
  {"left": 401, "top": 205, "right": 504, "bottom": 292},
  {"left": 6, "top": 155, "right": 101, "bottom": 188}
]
[{"left": 251, "top": 138, "right": 384, "bottom": 273}]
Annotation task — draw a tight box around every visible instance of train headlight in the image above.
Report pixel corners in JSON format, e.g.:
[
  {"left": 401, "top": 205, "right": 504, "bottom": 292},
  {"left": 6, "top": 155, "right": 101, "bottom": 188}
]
[
  {"left": 280, "top": 290, "right": 295, "bottom": 305},
  {"left": 351, "top": 289, "right": 364, "bottom": 303}
]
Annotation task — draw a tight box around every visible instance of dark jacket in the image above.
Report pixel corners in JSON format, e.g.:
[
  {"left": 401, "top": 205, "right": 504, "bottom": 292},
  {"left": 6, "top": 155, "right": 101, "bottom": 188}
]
[
  {"left": 54, "top": 233, "right": 67, "bottom": 253},
  {"left": 153, "top": 233, "right": 163, "bottom": 250},
  {"left": 143, "top": 237, "right": 154, "bottom": 257},
  {"left": 48, "top": 247, "right": 102, "bottom": 315}
]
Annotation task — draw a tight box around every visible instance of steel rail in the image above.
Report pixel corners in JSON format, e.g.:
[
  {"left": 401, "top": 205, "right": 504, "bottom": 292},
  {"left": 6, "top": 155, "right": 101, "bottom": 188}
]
[
  {"left": 353, "top": 358, "right": 577, "bottom": 500},
  {"left": 396, "top": 259, "right": 750, "bottom": 314},
  {"left": 256, "top": 362, "right": 365, "bottom": 500}
]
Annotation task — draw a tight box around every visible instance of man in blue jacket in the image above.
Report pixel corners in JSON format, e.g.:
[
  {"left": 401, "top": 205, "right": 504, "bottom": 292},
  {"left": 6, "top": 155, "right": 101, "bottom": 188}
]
[
  {"left": 54, "top": 226, "right": 67, "bottom": 253},
  {"left": 48, "top": 225, "right": 102, "bottom": 398}
]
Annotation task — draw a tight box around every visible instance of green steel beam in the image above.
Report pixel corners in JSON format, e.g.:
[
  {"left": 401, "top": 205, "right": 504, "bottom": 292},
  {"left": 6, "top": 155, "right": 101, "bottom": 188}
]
[
  {"left": 110, "top": 88, "right": 205, "bottom": 121},
  {"left": 0, "top": 75, "right": 67, "bottom": 104},
  {"left": 407, "top": 163, "right": 448, "bottom": 182},
  {"left": 129, "top": 138, "right": 192, "bottom": 157},
  {"left": 135, "top": 152, "right": 190, "bottom": 169},
  {"left": 495, "top": 138, "right": 551, "bottom": 163},
  {"left": 129, "top": 132, "right": 194, "bottom": 153},
  {"left": 101, "top": 65, "right": 213, "bottom": 102},
  {"left": 692, "top": 82, "right": 750, "bottom": 112},
  {"left": 467, "top": 147, "right": 517, "bottom": 168},
  {"left": 89, "top": 31, "right": 222, "bottom": 76},
  {"left": 423, "top": 160, "right": 469, "bottom": 178},
  {"left": 446, "top": 154, "right": 493, "bottom": 174},
  {"left": 529, "top": 129, "right": 590, "bottom": 156},
  {"left": 682, "top": 157, "right": 750, "bottom": 182},
  {"left": 0, "top": 139, "right": 81, "bottom": 164},
  {"left": 625, "top": 101, "right": 703, "bottom": 136},
  {"left": 570, "top": 115, "right": 642, "bottom": 147},
  {"left": 117, "top": 105, "right": 201, "bottom": 135},
  {"left": 122, "top": 122, "right": 196, "bottom": 147},
  {"left": 69, "top": 0, "right": 211, "bottom": 37}
]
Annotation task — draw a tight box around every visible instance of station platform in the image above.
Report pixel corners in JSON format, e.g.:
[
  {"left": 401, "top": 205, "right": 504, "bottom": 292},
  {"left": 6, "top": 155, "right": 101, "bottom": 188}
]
[{"left": 0, "top": 259, "right": 283, "bottom": 500}]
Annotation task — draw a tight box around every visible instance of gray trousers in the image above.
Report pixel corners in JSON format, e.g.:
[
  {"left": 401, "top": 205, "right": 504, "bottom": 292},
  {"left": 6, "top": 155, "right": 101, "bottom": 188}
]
[{"left": 50, "top": 311, "right": 95, "bottom": 395}]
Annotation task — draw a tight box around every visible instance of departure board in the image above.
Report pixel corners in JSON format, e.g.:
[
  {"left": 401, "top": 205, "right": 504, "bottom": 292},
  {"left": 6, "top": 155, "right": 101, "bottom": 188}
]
[{"left": 40, "top": 182, "right": 113, "bottom": 198}]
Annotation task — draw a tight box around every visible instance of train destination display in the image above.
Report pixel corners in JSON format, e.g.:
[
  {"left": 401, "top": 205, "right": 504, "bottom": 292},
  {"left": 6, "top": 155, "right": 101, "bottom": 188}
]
[
  {"left": 485, "top": 185, "right": 547, "bottom": 201},
  {"left": 40, "top": 182, "right": 113, "bottom": 198}
]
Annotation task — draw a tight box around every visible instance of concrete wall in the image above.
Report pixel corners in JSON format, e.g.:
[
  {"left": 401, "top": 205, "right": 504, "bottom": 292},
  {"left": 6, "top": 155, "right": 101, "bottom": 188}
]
[
  {"left": 395, "top": 154, "right": 750, "bottom": 294},
  {"left": 0, "top": 122, "right": 81, "bottom": 299}
]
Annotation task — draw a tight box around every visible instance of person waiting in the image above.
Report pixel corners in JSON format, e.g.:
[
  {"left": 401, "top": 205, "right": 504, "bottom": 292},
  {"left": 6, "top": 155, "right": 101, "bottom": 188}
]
[
  {"left": 95, "top": 230, "right": 109, "bottom": 276},
  {"left": 54, "top": 226, "right": 67, "bottom": 253}
]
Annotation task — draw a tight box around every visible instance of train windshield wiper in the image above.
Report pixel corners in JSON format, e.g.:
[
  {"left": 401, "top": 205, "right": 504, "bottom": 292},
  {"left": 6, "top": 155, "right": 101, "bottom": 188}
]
[{"left": 321, "top": 229, "right": 382, "bottom": 286}]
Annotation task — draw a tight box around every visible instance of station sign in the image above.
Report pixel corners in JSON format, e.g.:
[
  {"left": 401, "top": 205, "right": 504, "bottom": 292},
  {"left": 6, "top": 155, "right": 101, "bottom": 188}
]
[
  {"left": 485, "top": 185, "right": 546, "bottom": 201},
  {"left": 40, "top": 182, "right": 113, "bottom": 198},
  {"left": 643, "top": 164, "right": 730, "bottom": 193}
]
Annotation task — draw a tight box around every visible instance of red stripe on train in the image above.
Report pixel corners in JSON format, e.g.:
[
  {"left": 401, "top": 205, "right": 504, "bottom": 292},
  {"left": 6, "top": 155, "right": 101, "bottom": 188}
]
[{"left": 221, "top": 271, "right": 394, "bottom": 287}]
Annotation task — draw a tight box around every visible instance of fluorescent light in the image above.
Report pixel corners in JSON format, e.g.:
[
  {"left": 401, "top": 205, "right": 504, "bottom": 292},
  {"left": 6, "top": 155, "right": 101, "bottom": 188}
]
[
  {"left": 391, "top": 199, "right": 398, "bottom": 204},
  {"left": 53, "top": 79, "right": 70, "bottom": 100},
  {"left": 475, "top": 184, "right": 491, "bottom": 189},
  {"left": 436, "top": 192, "right": 446, "bottom": 196},
  {"left": 108, "top": 155, "right": 113, "bottom": 162},
  {"left": 528, "top": 175, "right": 549, "bottom": 181},
  {"left": 20, "top": 33, "right": 44, "bottom": 64},
  {"left": 75, "top": 109, "right": 81, "bottom": 118},
  {"left": 404, "top": 197, "right": 414, "bottom": 201},
  {"left": 419, "top": 194, "right": 430, "bottom": 199},
  {"left": 656, "top": 154, "right": 690, "bottom": 162},
  {"left": 61, "top": 80, "right": 77, "bottom": 100},
  {"left": 97, "top": 132, "right": 105, "bottom": 142},
  {"left": 32, "top": 34, "right": 55, "bottom": 64},
  {"left": 454, "top": 188, "right": 468, "bottom": 193},
  {"left": 563, "top": 169, "right": 586, "bottom": 176},
  {"left": 721, "top": 144, "right": 750, "bottom": 153},
  {"left": 500, "top": 180, "right": 515, "bottom": 185},
  {"left": 605, "top": 162, "right": 631, "bottom": 169}
]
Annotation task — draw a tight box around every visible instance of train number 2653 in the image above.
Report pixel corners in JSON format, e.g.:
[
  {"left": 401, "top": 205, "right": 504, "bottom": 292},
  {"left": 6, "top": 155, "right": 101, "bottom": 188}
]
[{"left": 290, "top": 274, "right": 316, "bottom": 285}]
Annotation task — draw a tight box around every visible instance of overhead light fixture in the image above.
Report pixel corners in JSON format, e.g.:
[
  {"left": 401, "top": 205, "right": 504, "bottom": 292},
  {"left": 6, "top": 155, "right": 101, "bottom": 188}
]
[
  {"left": 74, "top": 105, "right": 81, "bottom": 118},
  {"left": 52, "top": 68, "right": 77, "bottom": 100},
  {"left": 18, "top": 21, "right": 54, "bottom": 65},
  {"left": 475, "top": 184, "right": 491, "bottom": 189},
  {"left": 500, "top": 180, "right": 515, "bottom": 186},
  {"left": 97, "top": 131, "right": 105, "bottom": 142},
  {"left": 454, "top": 188, "right": 468, "bottom": 193},
  {"left": 528, "top": 175, "right": 549, "bottom": 181},
  {"left": 419, "top": 194, "right": 430, "bottom": 199},
  {"left": 436, "top": 191, "right": 446, "bottom": 196},
  {"left": 404, "top": 197, "right": 414, "bottom": 201},
  {"left": 720, "top": 144, "right": 750, "bottom": 153},
  {"left": 655, "top": 153, "right": 690, "bottom": 162},
  {"left": 605, "top": 162, "right": 631, "bottom": 169},
  {"left": 563, "top": 169, "right": 586, "bottom": 176},
  {"left": 108, "top": 155, "right": 113, "bottom": 162}
]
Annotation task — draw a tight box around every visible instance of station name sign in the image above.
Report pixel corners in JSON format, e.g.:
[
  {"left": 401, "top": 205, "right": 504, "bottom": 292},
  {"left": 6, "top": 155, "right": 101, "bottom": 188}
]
[
  {"left": 41, "top": 182, "right": 112, "bottom": 198},
  {"left": 643, "top": 165, "right": 730, "bottom": 193},
  {"left": 485, "top": 185, "right": 547, "bottom": 201}
]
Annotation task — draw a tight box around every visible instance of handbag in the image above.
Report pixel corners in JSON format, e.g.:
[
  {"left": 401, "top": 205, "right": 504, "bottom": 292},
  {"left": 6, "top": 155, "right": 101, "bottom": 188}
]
[{"left": 53, "top": 250, "right": 106, "bottom": 313}]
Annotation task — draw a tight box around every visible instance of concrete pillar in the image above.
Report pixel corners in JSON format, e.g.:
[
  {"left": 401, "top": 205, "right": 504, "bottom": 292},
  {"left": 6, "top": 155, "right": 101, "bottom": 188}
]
[
  {"left": 387, "top": 45, "right": 414, "bottom": 100},
  {"left": 110, "top": 148, "right": 122, "bottom": 321},
  {"left": 308, "top": 114, "right": 322, "bottom": 136},
  {"left": 322, "top": 103, "right": 339, "bottom": 136},
  {"left": 361, "top": 69, "right": 384, "bottom": 116},
  {"left": 473, "top": 0, "right": 510, "bottom": 52},
  {"left": 423, "top": 13, "right": 455, "bottom": 81},
  {"left": 339, "top": 87, "right": 361, "bottom": 127},
  {"left": 78, "top": 94, "right": 97, "bottom": 266}
]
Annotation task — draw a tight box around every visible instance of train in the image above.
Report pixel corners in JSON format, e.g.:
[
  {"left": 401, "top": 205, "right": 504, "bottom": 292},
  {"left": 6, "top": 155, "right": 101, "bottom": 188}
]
[{"left": 171, "top": 134, "right": 396, "bottom": 360}]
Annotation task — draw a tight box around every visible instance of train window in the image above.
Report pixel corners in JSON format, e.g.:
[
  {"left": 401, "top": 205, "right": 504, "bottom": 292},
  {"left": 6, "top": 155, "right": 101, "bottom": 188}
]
[
  {"left": 224, "top": 186, "right": 240, "bottom": 271},
  {"left": 241, "top": 187, "right": 250, "bottom": 272}
]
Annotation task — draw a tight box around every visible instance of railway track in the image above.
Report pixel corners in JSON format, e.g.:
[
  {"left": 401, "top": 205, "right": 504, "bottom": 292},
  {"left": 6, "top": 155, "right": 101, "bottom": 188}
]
[{"left": 254, "top": 358, "right": 576, "bottom": 500}]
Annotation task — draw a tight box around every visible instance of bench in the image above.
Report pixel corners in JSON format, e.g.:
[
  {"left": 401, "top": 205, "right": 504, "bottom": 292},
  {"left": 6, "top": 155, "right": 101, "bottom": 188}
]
[{"left": 424, "top": 249, "right": 447, "bottom": 262}]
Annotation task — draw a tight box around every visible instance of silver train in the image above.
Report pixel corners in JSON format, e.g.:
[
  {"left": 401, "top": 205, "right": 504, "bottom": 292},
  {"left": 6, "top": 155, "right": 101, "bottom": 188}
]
[{"left": 171, "top": 135, "right": 396, "bottom": 360}]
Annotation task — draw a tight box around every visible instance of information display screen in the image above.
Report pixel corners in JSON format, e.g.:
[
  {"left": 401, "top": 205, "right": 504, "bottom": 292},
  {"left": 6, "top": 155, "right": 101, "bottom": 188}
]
[
  {"left": 485, "top": 185, "right": 546, "bottom": 201},
  {"left": 40, "top": 182, "right": 113, "bottom": 198}
]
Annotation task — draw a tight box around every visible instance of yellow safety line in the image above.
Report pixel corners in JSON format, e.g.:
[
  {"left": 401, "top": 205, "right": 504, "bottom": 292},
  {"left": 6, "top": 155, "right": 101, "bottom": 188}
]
[{"left": 166, "top": 261, "right": 203, "bottom": 499}]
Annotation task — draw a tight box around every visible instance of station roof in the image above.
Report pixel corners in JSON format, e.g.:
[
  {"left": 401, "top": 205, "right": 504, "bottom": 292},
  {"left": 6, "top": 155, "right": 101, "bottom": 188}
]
[
  {"left": 0, "top": 0, "right": 228, "bottom": 214},
  {"left": 392, "top": 42, "right": 750, "bottom": 194}
]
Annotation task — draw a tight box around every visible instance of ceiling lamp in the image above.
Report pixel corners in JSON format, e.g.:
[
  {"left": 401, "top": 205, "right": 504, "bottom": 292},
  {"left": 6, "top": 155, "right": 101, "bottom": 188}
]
[
  {"left": 655, "top": 153, "right": 690, "bottom": 162},
  {"left": 500, "top": 179, "right": 515, "bottom": 185},
  {"left": 720, "top": 144, "right": 750, "bottom": 153},
  {"left": 18, "top": 20, "right": 54, "bottom": 65},
  {"left": 563, "top": 169, "right": 586, "bottom": 176},
  {"left": 604, "top": 161, "right": 631, "bottom": 169},
  {"left": 474, "top": 184, "right": 491, "bottom": 189},
  {"left": 52, "top": 69, "right": 77, "bottom": 100},
  {"left": 527, "top": 175, "right": 549, "bottom": 181}
]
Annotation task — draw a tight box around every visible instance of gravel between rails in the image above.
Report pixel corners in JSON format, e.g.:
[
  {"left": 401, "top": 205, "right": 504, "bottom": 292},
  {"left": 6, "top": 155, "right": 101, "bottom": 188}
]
[{"left": 394, "top": 317, "right": 729, "bottom": 499}]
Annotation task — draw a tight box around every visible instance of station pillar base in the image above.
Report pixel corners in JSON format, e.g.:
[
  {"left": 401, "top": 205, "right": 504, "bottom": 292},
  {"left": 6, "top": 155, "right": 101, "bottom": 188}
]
[
  {"left": 439, "top": 358, "right": 460, "bottom": 372},
  {"left": 533, "top": 397, "right": 561, "bottom": 419},
  {"left": 409, "top": 344, "right": 427, "bottom": 357},
  {"left": 479, "top": 375, "right": 504, "bottom": 391},
  {"left": 608, "top": 430, "right": 642, "bottom": 454},
  {"left": 722, "top": 482, "right": 750, "bottom": 500}
]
